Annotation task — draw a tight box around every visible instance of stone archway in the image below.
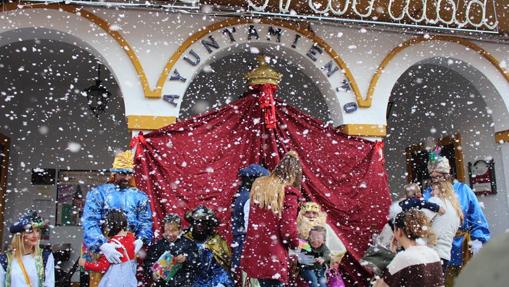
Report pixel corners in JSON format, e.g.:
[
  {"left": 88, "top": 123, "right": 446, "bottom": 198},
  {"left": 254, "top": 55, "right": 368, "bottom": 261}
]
[
  {"left": 159, "top": 19, "right": 363, "bottom": 126},
  {"left": 369, "top": 39, "right": 509, "bottom": 129},
  {"left": 0, "top": 38, "right": 130, "bottom": 279},
  {"left": 0, "top": 7, "right": 145, "bottom": 116},
  {"left": 384, "top": 59, "right": 509, "bottom": 236},
  {"left": 179, "top": 43, "right": 337, "bottom": 124}
]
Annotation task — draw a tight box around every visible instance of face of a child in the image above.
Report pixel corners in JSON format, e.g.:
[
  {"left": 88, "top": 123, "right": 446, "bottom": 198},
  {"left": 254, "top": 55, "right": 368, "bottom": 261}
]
[
  {"left": 415, "top": 190, "right": 422, "bottom": 198},
  {"left": 23, "top": 228, "right": 41, "bottom": 250},
  {"left": 163, "top": 223, "right": 180, "bottom": 242},
  {"left": 331, "top": 261, "right": 340, "bottom": 270},
  {"left": 431, "top": 185, "right": 440, "bottom": 196},
  {"left": 309, "top": 230, "right": 325, "bottom": 249}
]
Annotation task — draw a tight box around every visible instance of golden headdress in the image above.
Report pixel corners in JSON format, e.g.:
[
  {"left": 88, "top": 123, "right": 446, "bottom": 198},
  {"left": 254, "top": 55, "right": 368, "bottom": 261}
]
[
  {"left": 111, "top": 150, "right": 134, "bottom": 173},
  {"left": 245, "top": 55, "right": 282, "bottom": 86},
  {"left": 301, "top": 202, "right": 321, "bottom": 213}
]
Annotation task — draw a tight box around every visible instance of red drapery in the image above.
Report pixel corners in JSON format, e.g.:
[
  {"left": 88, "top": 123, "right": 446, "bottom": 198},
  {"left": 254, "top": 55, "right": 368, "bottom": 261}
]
[{"left": 133, "top": 86, "right": 391, "bottom": 286}]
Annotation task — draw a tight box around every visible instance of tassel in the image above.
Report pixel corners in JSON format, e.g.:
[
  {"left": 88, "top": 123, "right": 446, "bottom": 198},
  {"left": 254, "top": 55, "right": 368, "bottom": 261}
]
[
  {"left": 255, "top": 83, "right": 278, "bottom": 129},
  {"left": 130, "top": 131, "right": 146, "bottom": 157}
]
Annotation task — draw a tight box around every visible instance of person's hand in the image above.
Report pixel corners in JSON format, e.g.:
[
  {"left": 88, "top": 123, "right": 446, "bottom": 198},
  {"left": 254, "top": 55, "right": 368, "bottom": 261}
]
[
  {"left": 100, "top": 242, "right": 123, "bottom": 264},
  {"left": 438, "top": 207, "right": 446, "bottom": 215},
  {"left": 315, "top": 257, "right": 325, "bottom": 265},
  {"left": 78, "top": 258, "right": 86, "bottom": 267},
  {"left": 175, "top": 254, "right": 186, "bottom": 263},
  {"left": 471, "top": 239, "right": 483, "bottom": 255},
  {"left": 134, "top": 239, "right": 144, "bottom": 254}
]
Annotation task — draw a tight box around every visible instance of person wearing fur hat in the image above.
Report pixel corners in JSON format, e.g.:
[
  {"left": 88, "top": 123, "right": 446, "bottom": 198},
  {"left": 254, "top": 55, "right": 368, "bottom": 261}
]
[
  {"left": 81, "top": 150, "right": 153, "bottom": 286},
  {"left": 0, "top": 210, "right": 54, "bottom": 287},
  {"left": 424, "top": 155, "right": 490, "bottom": 286},
  {"left": 183, "top": 205, "right": 233, "bottom": 287}
]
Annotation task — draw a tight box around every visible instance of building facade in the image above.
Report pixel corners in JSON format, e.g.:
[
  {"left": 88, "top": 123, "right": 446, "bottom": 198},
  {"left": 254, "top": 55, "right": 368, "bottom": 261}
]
[{"left": 0, "top": 0, "right": 508, "bottom": 283}]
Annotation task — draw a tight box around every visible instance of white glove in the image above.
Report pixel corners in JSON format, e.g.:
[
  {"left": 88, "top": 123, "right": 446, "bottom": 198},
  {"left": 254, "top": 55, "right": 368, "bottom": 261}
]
[
  {"left": 134, "top": 239, "right": 144, "bottom": 254},
  {"left": 100, "top": 242, "right": 123, "bottom": 264},
  {"left": 470, "top": 239, "right": 483, "bottom": 255}
]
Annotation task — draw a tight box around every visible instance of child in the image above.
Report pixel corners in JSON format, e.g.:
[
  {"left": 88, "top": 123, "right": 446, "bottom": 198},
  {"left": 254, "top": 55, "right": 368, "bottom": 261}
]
[
  {"left": 0, "top": 210, "right": 54, "bottom": 287},
  {"left": 300, "top": 226, "right": 331, "bottom": 287},
  {"left": 79, "top": 209, "right": 137, "bottom": 287},
  {"left": 326, "top": 258, "right": 345, "bottom": 287},
  {"left": 399, "top": 183, "right": 445, "bottom": 214},
  {"left": 145, "top": 213, "right": 198, "bottom": 287}
]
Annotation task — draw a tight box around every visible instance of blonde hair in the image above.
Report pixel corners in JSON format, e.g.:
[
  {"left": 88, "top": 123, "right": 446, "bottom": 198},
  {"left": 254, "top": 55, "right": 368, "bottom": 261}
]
[
  {"left": 250, "top": 151, "right": 302, "bottom": 217},
  {"left": 431, "top": 180, "right": 464, "bottom": 223},
  {"left": 9, "top": 230, "right": 41, "bottom": 259},
  {"left": 404, "top": 183, "right": 421, "bottom": 197}
]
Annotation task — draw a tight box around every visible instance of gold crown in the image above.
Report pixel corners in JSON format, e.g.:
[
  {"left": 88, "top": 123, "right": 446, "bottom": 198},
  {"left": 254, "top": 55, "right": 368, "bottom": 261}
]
[
  {"left": 301, "top": 202, "right": 321, "bottom": 213},
  {"left": 245, "top": 55, "right": 282, "bottom": 86},
  {"left": 112, "top": 150, "right": 134, "bottom": 171}
]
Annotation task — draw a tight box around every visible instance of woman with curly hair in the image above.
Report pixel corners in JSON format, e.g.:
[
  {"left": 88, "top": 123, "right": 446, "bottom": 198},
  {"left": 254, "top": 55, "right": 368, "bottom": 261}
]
[{"left": 375, "top": 209, "right": 444, "bottom": 287}]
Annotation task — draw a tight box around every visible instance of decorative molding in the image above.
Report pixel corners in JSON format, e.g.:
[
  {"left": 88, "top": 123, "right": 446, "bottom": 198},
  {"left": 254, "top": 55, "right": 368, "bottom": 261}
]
[
  {"left": 1, "top": 3, "right": 154, "bottom": 98},
  {"left": 127, "top": 115, "right": 177, "bottom": 130},
  {"left": 162, "top": 17, "right": 367, "bottom": 107},
  {"left": 495, "top": 130, "right": 509, "bottom": 143},
  {"left": 367, "top": 35, "right": 509, "bottom": 108},
  {"left": 246, "top": 0, "right": 498, "bottom": 31},
  {"left": 3, "top": 4, "right": 508, "bottom": 114},
  {"left": 337, "top": 124, "right": 386, "bottom": 137}
]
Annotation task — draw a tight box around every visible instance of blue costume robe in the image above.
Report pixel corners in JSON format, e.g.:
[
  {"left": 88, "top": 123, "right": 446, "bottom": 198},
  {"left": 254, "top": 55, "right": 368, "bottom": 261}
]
[
  {"left": 82, "top": 183, "right": 153, "bottom": 252},
  {"left": 424, "top": 180, "right": 490, "bottom": 267}
]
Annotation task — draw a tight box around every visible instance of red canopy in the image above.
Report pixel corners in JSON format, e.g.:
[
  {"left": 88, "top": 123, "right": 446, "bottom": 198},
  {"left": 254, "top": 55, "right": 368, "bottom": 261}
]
[{"left": 132, "top": 86, "right": 391, "bottom": 286}]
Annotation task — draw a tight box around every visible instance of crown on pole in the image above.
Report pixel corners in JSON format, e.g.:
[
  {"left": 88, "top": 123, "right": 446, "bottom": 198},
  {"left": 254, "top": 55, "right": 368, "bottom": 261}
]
[{"left": 245, "top": 55, "right": 283, "bottom": 86}]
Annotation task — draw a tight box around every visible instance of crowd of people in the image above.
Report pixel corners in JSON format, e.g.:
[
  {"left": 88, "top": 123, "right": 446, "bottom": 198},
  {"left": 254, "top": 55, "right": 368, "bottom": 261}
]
[
  {"left": 0, "top": 149, "right": 490, "bottom": 287},
  {"left": 365, "top": 155, "right": 490, "bottom": 287}
]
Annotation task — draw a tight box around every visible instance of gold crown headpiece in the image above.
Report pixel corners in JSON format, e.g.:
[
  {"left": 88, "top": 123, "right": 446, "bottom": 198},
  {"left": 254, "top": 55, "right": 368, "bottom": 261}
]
[
  {"left": 245, "top": 55, "right": 283, "bottom": 86},
  {"left": 111, "top": 150, "right": 134, "bottom": 173},
  {"left": 301, "top": 202, "right": 321, "bottom": 213}
]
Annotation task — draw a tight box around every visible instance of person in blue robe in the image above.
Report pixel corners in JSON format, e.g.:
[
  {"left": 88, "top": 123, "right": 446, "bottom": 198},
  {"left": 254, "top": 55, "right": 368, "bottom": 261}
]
[
  {"left": 82, "top": 150, "right": 153, "bottom": 263},
  {"left": 231, "top": 164, "right": 269, "bottom": 276}
]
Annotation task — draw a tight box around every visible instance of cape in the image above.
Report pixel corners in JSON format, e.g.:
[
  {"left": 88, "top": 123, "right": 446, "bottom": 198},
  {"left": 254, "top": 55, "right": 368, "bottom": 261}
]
[{"left": 132, "top": 91, "right": 391, "bottom": 286}]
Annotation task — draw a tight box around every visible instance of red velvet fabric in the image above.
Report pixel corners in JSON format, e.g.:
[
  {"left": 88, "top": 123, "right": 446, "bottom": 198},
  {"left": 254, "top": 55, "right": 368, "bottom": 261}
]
[
  {"left": 241, "top": 186, "right": 302, "bottom": 283},
  {"left": 133, "top": 86, "right": 391, "bottom": 286}
]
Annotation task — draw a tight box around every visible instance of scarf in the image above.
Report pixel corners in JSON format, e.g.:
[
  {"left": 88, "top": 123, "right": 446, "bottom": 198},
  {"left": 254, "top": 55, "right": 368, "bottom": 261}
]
[{"left": 5, "top": 253, "right": 45, "bottom": 287}]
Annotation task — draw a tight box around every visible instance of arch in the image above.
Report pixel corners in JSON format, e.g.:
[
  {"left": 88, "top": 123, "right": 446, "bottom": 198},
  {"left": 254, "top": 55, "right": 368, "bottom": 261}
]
[
  {"left": 180, "top": 42, "right": 340, "bottom": 123},
  {"left": 0, "top": 4, "right": 147, "bottom": 115},
  {"left": 160, "top": 18, "right": 365, "bottom": 108},
  {"left": 369, "top": 37, "right": 509, "bottom": 131}
]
